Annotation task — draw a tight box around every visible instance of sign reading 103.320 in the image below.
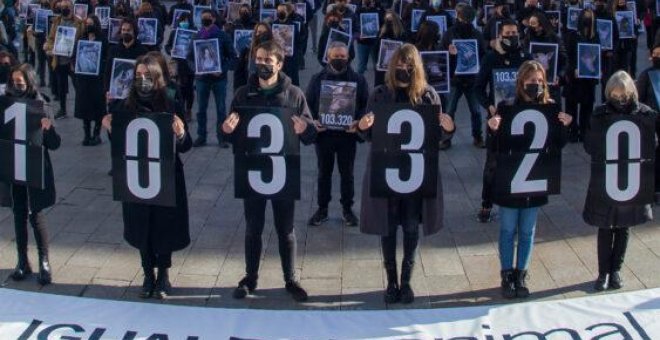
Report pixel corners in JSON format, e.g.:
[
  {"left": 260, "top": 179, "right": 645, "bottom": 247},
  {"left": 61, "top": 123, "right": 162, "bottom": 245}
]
[{"left": 318, "top": 81, "right": 357, "bottom": 130}]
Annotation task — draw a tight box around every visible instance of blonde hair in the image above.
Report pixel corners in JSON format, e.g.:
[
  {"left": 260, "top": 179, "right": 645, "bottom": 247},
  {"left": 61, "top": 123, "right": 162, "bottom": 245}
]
[
  {"left": 605, "top": 70, "right": 638, "bottom": 102},
  {"left": 516, "top": 60, "right": 551, "bottom": 103},
  {"left": 385, "top": 44, "right": 428, "bottom": 105}
]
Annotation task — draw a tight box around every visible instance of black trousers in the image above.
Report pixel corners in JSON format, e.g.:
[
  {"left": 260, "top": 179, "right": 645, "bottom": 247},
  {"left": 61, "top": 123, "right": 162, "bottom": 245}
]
[
  {"left": 83, "top": 119, "right": 101, "bottom": 139},
  {"left": 597, "top": 227, "right": 630, "bottom": 275},
  {"left": 140, "top": 250, "right": 172, "bottom": 269},
  {"left": 315, "top": 134, "right": 357, "bottom": 210},
  {"left": 12, "top": 187, "right": 49, "bottom": 259},
  {"left": 481, "top": 148, "right": 497, "bottom": 209},
  {"left": 55, "top": 64, "right": 71, "bottom": 112},
  {"left": 381, "top": 197, "right": 421, "bottom": 269},
  {"left": 565, "top": 85, "right": 595, "bottom": 139},
  {"left": 243, "top": 198, "right": 296, "bottom": 282}
]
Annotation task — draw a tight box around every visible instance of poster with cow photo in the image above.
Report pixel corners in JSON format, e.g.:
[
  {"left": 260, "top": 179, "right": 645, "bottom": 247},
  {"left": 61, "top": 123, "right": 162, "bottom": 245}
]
[{"left": 421, "top": 51, "right": 450, "bottom": 94}]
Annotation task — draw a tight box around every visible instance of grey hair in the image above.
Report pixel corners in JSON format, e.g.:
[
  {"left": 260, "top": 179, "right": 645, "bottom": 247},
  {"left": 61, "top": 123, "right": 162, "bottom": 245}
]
[
  {"left": 604, "top": 70, "right": 638, "bottom": 102},
  {"left": 326, "top": 41, "right": 349, "bottom": 57}
]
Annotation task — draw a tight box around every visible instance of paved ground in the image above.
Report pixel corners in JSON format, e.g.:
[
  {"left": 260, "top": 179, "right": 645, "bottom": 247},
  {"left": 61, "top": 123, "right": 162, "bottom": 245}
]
[{"left": 0, "top": 24, "right": 659, "bottom": 311}]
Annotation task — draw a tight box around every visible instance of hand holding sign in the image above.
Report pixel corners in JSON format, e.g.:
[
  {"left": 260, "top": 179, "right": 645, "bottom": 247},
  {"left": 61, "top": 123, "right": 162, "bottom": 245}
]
[
  {"left": 172, "top": 115, "right": 185, "bottom": 139},
  {"left": 488, "top": 114, "right": 502, "bottom": 131},
  {"left": 291, "top": 115, "right": 307, "bottom": 134},
  {"left": 358, "top": 112, "right": 374, "bottom": 131},
  {"left": 558, "top": 112, "right": 572, "bottom": 126},
  {"left": 438, "top": 113, "right": 454, "bottom": 131},
  {"left": 222, "top": 112, "right": 240, "bottom": 134},
  {"left": 40, "top": 118, "right": 52, "bottom": 130}
]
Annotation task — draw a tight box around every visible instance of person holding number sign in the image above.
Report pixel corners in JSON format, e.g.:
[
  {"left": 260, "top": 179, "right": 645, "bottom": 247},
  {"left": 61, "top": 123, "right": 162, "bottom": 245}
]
[
  {"left": 0, "top": 64, "right": 61, "bottom": 285},
  {"left": 306, "top": 41, "right": 368, "bottom": 227},
  {"left": 584, "top": 71, "right": 657, "bottom": 292},
  {"left": 357, "top": 44, "right": 455, "bottom": 304},
  {"left": 487, "top": 61, "right": 572, "bottom": 299},
  {"left": 102, "top": 54, "right": 192, "bottom": 300},
  {"left": 221, "top": 40, "right": 316, "bottom": 303}
]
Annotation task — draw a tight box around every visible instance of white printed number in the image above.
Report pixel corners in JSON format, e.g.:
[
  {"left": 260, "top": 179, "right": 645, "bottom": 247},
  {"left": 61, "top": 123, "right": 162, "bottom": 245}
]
[
  {"left": 125, "top": 118, "right": 162, "bottom": 199},
  {"left": 605, "top": 121, "right": 641, "bottom": 201},
  {"left": 510, "top": 110, "right": 549, "bottom": 194},
  {"left": 247, "top": 113, "right": 286, "bottom": 195},
  {"left": 4, "top": 103, "right": 27, "bottom": 181},
  {"left": 385, "top": 109, "right": 425, "bottom": 194}
]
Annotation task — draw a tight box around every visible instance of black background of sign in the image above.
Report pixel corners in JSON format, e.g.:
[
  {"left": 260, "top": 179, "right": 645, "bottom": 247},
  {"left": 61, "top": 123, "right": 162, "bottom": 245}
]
[
  {"left": 233, "top": 106, "right": 301, "bottom": 199},
  {"left": 111, "top": 112, "right": 176, "bottom": 207},
  {"left": 589, "top": 114, "right": 656, "bottom": 206},
  {"left": 494, "top": 104, "right": 562, "bottom": 197},
  {"left": 370, "top": 103, "right": 439, "bottom": 197},
  {"left": 0, "top": 97, "right": 46, "bottom": 189}
]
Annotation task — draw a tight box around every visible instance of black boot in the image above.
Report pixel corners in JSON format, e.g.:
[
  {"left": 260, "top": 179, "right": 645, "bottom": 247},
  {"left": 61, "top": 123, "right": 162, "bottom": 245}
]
[
  {"left": 32, "top": 214, "right": 51, "bottom": 285},
  {"left": 140, "top": 267, "right": 156, "bottom": 299},
  {"left": 37, "top": 257, "right": 52, "bottom": 285},
  {"left": 609, "top": 271, "right": 623, "bottom": 290},
  {"left": 233, "top": 275, "right": 258, "bottom": 299},
  {"left": 500, "top": 269, "right": 516, "bottom": 299},
  {"left": 82, "top": 121, "right": 91, "bottom": 146},
  {"left": 11, "top": 251, "right": 32, "bottom": 281},
  {"left": 383, "top": 263, "right": 400, "bottom": 304},
  {"left": 11, "top": 211, "right": 31, "bottom": 281},
  {"left": 154, "top": 267, "right": 171, "bottom": 299},
  {"left": 89, "top": 122, "right": 102, "bottom": 146},
  {"left": 594, "top": 273, "right": 609, "bottom": 291},
  {"left": 400, "top": 260, "right": 415, "bottom": 304},
  {"left": 515, "top": 269, "right": 530, "bottom": 298}
]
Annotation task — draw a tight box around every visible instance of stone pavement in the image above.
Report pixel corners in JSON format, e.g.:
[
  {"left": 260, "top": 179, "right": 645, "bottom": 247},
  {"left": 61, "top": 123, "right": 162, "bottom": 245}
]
[{"left": 0, "top": 28, "right": 659, "bottom": 311}]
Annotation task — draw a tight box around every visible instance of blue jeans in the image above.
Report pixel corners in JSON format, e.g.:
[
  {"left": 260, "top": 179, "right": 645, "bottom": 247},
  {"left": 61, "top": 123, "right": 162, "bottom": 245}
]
[
  {"left": 498, "top": 206, "right": 539, "bottom": 270},
  {"left": 356, "top": 43, "right": 376, "bottom": 74},
  {"left": 446, "top": 82, "right": 483, "bottom": 138},
  {"left": 195, "top": 78, "right": 227, "bottom": 141}
]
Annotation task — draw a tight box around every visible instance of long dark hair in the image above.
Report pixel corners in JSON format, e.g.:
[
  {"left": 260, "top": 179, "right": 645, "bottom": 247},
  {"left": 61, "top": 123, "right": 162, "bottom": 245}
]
[
  {"left": 415, "top": 20, "right": 440, "bottom": 51},
  {"left": 8, "top": 64, "right": 40, "bottom": 99},
  {"left": 577, "top": 9, "right": 596, "bottom": 39},
  {"left": 84, "top": 15, "right": 103, "bottom": 38},
  {"left": 126, "top": 54, "right": 169, "bottom": 111}
]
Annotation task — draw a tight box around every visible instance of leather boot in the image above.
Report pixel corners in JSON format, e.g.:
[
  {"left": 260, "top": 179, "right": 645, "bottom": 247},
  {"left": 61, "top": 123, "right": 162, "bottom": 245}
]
[
  {"left": 233, "top": 274, "right": 258, "bottom": 299},
  {"left": 11, "top": 251, "right": 32, "bottom": 281},
  {"left": 515, "top": 269, "right": 530, "bottom": 298},
  {"left": 140, "top": 267, "right": 156, "bottom": 299},
  {"left": 400, "top": 260, "right": 415, "bottom": 304},
  {"left": 89, "top": 123, "right": 102, "bottom": 146},
  {"left": 32, "top": 213, "right": 51, "bottom": 285},
  {"left": 154, "top": 267, "right": 171, "bottom": 299},
  {"left": 383, "top": 263, "right": 400, "bottom": 304},
  {"left": 500, "top": 269, "right": 516, "bottom": 299},
  {"left": 11, "top": 212, "right": 31, "bottom": 281},
  {"left": 594, "top": 273, "right": 609, "bottom": 291}
]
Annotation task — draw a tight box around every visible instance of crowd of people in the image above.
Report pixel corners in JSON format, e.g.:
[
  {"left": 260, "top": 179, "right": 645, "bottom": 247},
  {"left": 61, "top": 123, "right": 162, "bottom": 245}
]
[{"left": 0, "top": 0, "right": 658, "bottom": 305}]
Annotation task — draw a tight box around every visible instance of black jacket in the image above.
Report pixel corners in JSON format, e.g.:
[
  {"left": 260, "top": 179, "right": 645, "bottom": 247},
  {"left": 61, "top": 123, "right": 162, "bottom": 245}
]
[
  {"left": 105, "top": 41, "right": 149, "bottom": 91},
  {"left": 475, "top": 47, "right": 531, "bottom": 111},
  {"left": 582, "top": 103, "right": 658, "bottom": 228},
  {"left": 636, "top": 66, "right": 659, "bottom": 111}
]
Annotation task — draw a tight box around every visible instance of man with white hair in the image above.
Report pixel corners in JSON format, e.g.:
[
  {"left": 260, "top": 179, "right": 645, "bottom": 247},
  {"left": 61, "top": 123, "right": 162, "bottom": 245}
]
[{"left": 306, "top": 41, "right": 369, "bottom": 227}]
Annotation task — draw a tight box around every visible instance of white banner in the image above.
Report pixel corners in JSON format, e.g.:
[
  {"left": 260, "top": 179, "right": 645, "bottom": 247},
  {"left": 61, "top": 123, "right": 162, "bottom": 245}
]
[{"left": 0, "top": 287, "right": 658, "bottom": 339}]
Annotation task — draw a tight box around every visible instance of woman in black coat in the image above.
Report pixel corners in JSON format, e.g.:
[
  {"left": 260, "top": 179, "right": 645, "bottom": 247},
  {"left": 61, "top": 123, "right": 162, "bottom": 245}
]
[
  {"left": 0, "top": 64, "right": 61, "bottom": 286},
  {"left": 102, "top": 53, "right": 192, "bottom": 299},
  {"left": 584, "top": 70, "right": 658, "bottom": 292},
  {"left": 73, "top": 15, "right": 107, "bottom": 146}
]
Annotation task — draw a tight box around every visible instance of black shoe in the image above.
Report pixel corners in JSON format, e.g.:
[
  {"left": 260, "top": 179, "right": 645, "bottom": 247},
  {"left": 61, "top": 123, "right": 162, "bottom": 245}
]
[
  {"left": 515, "top": 269, "right": 530, "bottom": 298},
  {"left": 37, "top": 259, "right": 52, "bottom": 285},
  {"left": 82, "top": 137, "right": 91, "bottom": 146},
  {"left": 439, "top": 139, "right": 452, "bottom": 150},
  {"left": 308, "top": 208, "right": 328, "bottom": 226},
  {"left": 500, "top": 269, "right": 516, "bottom": 299},
  {"left": 609, "top": 271, "right": 622, "bottom": 290},
  {"left": 477, "top": 208, "right": 492, "bottom": 223},
  {"left": 140, "top": 269, "right": 156, "bottom": 299},
  {"left": 232, "top": 275, "right": 258, "bottom": 299},
  {"left": 473, "top": 136, "right": 486, "bottom": 148},
  {"left": 342, "top": 208, "right": 358, "bottom": 227},
  {"left": 192, "top": 138, "right": 206, "bottom": 147},
  {"left": 10, "top": 261, "right": 32, "bottom": 281},
  {"left": 154, "top": 268, "right": 171, "bottom": 299},
  {"left": 594, "top": 273, "right": 609, "bottom": 291},
  {"left": 88, "top": 135, "right": 101, "bottom": 146},
  {"left": 107, "top": 169, "right": 113, "bottom": 176},
  {"left": 285, "top": 281, "right": 308, "bottom": 302},
  {"left": 54, "top": 110, "right": 67, "bottom": 120},
  {"left": 399, "top": 283, "right": 415, "bottom": 304},
  {"left": 218, "top": 142, "right": 230, "bottom": 149},
  {"left": 384, "top": 282, "right": 400, "bottom": 303}
]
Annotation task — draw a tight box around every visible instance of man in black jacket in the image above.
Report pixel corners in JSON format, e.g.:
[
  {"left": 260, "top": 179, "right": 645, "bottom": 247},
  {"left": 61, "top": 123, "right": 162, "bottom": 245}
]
[
  {"left": 306, "top": 42, "right": 368, "bottom": 227},
  {"left": 221, "top": 40, "right": 316, "bottom": 303},
  {"left": 439, "top": 3, "right": 486, "bottom": 149},
  {"left": 104, "top": 19, "right": 148, "bottom": 92},
  {"left": 475, "top": 18, "right": 531, "bottom": 223}
]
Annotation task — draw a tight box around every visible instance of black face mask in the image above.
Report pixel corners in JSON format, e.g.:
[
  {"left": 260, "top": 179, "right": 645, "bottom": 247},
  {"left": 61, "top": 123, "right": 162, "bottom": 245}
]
[
  {"left": 256, "top": 63, "right": 275, "bottom": 80},
  {"left": 457, "top": 21, "right": 472, "bottom": 33},
  {"left": 277, "top": 11, "right": 287, "bottom": 20},
  {"left": 53, "top": 7, "right": 61, "bottom": 14},
  {"left": 329, "top": 58, "right": 348, "bottom": 73},
  {"left": 122, "top": 32, "right": 134, "bottom": 43},
  {"left": 609, "top": 98, "right": 634, "bottom": 113},
  {"left": 395, "top": 69, "right": 411, "bottom": 84},
  {"left": 524, "top": 83, "right": 543, "bottom": 101},
  {"left": 0, "top": 65, "right": 10, "bottom": 83},
  {"left": 501, "top": 35, "right": 520, "bottom": 53},
  {"left": 257, "top": 33, "right": 271, "bottom": 43},
  {"left": 329, "top": 21, "right": 339, "bottom": 28},
  {"left": 653, "top": 57, "right": 660, "bottom": 69},
  {"left": 7, "top": 84, "right": 27, "bottom": 97},
  {"left": 135, "top": 77, "right": 154, "bottom": 96},
  {"left": 86, "top": 25, "right": 96, "bottom": 34},
  {"left": 202, "top": 18, "right": 213, "bottom": 27},
  {"left": 61, "top": 8, "right": 71, "bottom": 17},
  {"left": 241, "top": 12, "right": 251, "bottom": 21}
]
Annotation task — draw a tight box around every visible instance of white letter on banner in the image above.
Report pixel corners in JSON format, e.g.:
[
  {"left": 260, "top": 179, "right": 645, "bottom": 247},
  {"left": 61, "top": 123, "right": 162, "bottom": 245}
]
[
  {"left": 247, "top": 113, "right": 286, "bottom": 195},
  {"left": 4, "top": 103, "right": 27, "bottom": 181},
  {"left": 126, "top": 118, "right": 161, "bottom": 199},
  {"left": 605, "top": 120, "right": 641, "bottom": 201},
  {"left": 510, "top": 109, "right": 548, "bottom": 194},
  {"left": 385, "top": 109, "right": 425, "bottom": 194}
]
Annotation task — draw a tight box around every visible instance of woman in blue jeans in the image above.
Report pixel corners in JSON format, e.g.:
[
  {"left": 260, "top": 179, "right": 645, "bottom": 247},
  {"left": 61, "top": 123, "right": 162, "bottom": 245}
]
[{"left": 486, "top": 61, "right": 572, "bottom": 299}]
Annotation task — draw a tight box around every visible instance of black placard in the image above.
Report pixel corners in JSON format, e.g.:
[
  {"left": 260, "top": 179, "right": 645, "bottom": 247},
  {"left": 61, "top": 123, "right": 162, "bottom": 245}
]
[
  {"left": 0, "top": 97, "right": 46, "bottom": 189},
  {"left": 589, "top": 114, "right": 656, "bottom": 206},
  {"left": 233, "top": 106, "right": 301, "bottom": 199},
  {"left": 111, "top": 112, "right": 176, "bottom": 207},
  {"left": 494, "top": 104, "right": 562, "bottom": 197},
  {"left": 370, "top": 103, "right": 439, "bottom": 197}
]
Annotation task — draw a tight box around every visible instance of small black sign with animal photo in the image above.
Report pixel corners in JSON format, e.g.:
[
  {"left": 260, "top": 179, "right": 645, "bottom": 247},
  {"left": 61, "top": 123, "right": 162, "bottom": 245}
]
[
  {"left": 318, "top": 81, "right": 357, "bottom": 130},
  {"left": 596, "top": 19, "right": 613, "bottom": 50},
  {"left": 492, "top": 68, "right": 517, "bottom": 108},
  {"left": 360, "top": 12, "right": 379, "bottom": 38},
  {"left": 529, "top": 42, "right": 558, "bottom": 84},
  {"left": 577, "top": 43, "right": 601, "bottom": 79},
  {"left": 421, "top": 51, "right": 450, "bottom": 94},
  {"left": 376, "top": 39, "right": 403, "bottom": 71}
]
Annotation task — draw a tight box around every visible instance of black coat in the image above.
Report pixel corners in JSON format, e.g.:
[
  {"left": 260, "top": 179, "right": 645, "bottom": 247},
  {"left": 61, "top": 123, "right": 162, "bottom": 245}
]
[
  {"left": 74, "top": 35, "right": 108, "bottom": 121},
  {"left": 582, "top": 103, "right": 658, "bottom": 228},
  {"left": 0, "top": 99, "right": 61, "bottom": 213},
  {"left": 109, "top": 93, "right": 193, "bottom": 253}
]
